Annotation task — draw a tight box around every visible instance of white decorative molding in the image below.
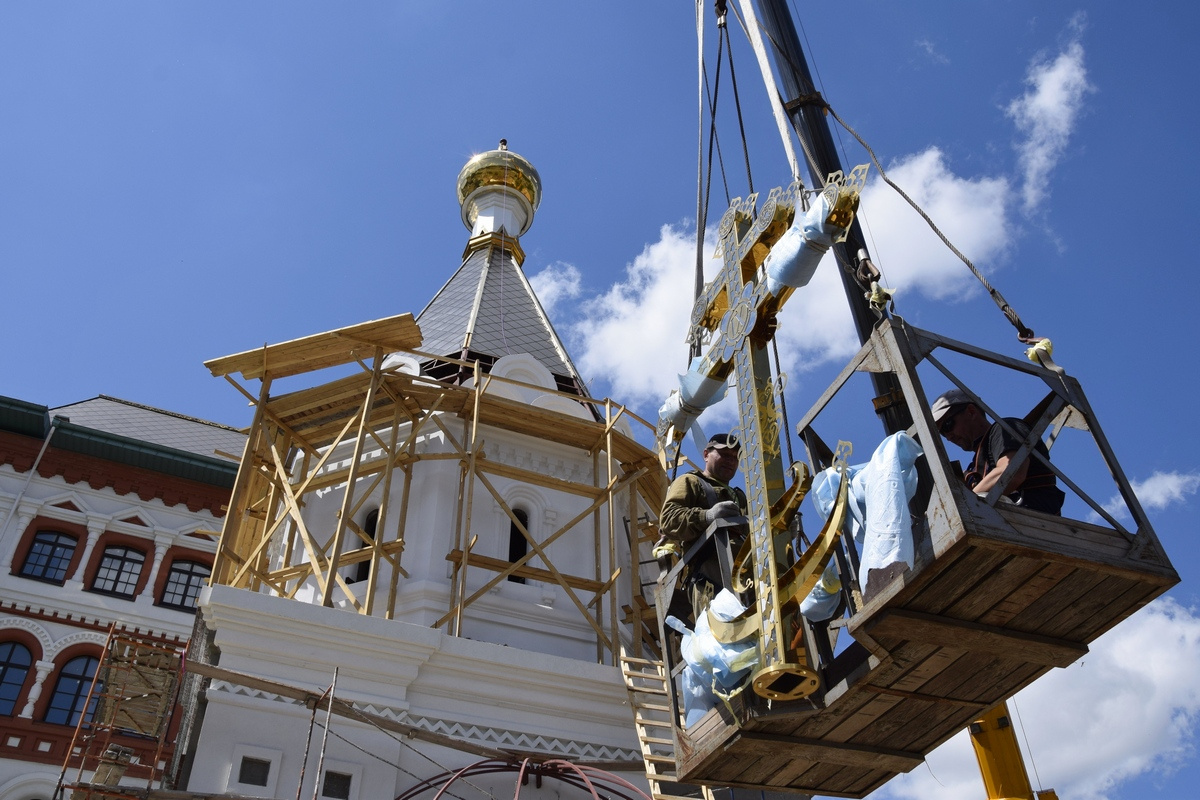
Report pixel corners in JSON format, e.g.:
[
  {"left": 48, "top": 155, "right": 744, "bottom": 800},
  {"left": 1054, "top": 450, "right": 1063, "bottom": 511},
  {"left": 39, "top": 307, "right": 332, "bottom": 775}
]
[
  {"left": 0, "top": 618, "right": 53, "bottom": 655},
  {"left": 205, "top": 681, "right": 639, "bottom": 763},
  {"left": 36, "top": 490, "right": 91, "bottom": 518},
  {"left": 65, "top": 521, "right": 105, "bottom": 587},
  {"left": 20, "top": 660, "right": 54, "bottom": 719},
  {"left": 139, "top": 535, "right": 172, "bottom": 600},
  {"left": 0, "top": 772, "right": 59, "bottom": 800},
  {"left": 46, "top": 629, "right": 107, "bottom": 659},
  {"left": 483, "top": 442, "right": 588, "bottom": 485}
]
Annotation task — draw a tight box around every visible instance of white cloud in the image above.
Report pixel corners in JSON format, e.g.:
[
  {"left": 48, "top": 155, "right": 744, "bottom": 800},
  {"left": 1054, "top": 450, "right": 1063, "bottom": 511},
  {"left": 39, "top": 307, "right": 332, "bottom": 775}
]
[
  {"left": 874, "top": 597, "right": 1200, "bottom": 800},
  {"left": 1006, "top": 21, "right": 1094, "bottom": 214},
  {"left": 568, "top": 224, "right": 713, "bottom": 407},
  {"left": 528, "top": 261, "right": 582, "bottom": 314},
  {"left": 858, "top": 147, "right": 1012, "bottom": 303},
  {"left": 1105, "top": 470, "right": 1200, "bottom": 517},
  {"left": 915, "top": 38, "right": 949, "bottom": 66},
  {"left": 568, "top": 148, "right": 1013, "bottom": 414}
]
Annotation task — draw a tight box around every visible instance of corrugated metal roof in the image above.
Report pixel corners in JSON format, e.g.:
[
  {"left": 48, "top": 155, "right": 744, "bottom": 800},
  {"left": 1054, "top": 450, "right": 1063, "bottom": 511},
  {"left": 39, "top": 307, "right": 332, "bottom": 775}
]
[
  {"left": 417, "top": 245, "right": 581, "bottom": 383},
  {"left": 51, "top": 396, "right": 245, "bottom": 463}
]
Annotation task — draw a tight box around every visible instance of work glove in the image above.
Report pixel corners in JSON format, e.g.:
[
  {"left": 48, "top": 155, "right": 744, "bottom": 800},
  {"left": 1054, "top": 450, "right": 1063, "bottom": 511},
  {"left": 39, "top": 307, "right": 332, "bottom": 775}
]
[{"left": 705, "top": 500, "right": 742, "bottom": 523}]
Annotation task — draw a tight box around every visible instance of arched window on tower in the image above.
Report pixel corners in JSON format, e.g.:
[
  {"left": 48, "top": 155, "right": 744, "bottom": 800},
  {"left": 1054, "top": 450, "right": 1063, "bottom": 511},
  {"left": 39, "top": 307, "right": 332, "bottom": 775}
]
[
  {"left": 44, "top": 655, "right": 100, "bottom": 726},
  {"left": 0, "top": 642, "right": 32, "bottom": 717},
  {"left": 507, "top": 509, "right": 529, "bottom": 584},
  {"left": 350, "top": 510, "right": 378, "bottom": 584}
]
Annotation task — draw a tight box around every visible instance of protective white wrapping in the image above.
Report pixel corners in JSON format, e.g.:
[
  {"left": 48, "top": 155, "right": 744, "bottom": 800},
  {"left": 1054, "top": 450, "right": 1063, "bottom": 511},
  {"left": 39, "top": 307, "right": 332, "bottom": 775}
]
[
  {"left": 666, "top": 590, "right": 759, "bottom": 726},
  {"left": 657, "top": 366, "right": 729, "bottom": 450},
  {"left": 764, "top": 190, "right": 839, "bottom": 298},
  {"left": 657, "top": 391, "right": 698, "bottom": 439},
  {"left": 679, "top": 368, "right": 729, "bottom": 408},
  {"left": 800, "top": 432, "right": 923, "bottom": 621}
]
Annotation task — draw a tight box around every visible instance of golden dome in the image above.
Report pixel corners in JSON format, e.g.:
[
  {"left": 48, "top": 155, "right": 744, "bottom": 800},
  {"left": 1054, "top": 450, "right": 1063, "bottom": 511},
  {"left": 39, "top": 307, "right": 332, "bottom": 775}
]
[{"left": 456, "top": 141, "right": 542, "bottom": 214}]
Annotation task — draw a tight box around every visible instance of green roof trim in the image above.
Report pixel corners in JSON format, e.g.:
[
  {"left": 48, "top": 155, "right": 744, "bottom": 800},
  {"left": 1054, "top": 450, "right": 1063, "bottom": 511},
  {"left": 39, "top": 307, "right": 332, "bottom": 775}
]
[
  {"left": 1, "top": 394, "right": 237, "bottom": 489},
  {"left": 0, "top": 396, "right": 50, "bottom": 439}
]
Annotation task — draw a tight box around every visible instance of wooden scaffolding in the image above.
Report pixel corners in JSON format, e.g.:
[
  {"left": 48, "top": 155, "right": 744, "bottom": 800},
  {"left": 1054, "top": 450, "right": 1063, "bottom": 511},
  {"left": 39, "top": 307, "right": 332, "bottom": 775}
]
[
  {"left": 56, "top": 628, "right": 186, "bottom": 800},
  {"left": 203, "top": 314, "right": 667, "bottom": 663}
]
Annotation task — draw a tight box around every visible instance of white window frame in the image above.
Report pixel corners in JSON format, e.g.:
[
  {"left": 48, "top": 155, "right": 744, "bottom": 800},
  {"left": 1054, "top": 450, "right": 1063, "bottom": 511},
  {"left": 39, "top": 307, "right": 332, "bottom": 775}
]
[
  {"left": 319, "top": 759, "right": 362, "bottom": 800},
  {"left": 227, "top": 744, "right": 283, "bottom": 797}
]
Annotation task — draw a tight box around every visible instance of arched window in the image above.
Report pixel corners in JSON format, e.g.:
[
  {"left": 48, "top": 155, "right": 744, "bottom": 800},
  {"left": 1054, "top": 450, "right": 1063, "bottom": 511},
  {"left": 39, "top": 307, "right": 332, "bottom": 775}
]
[
  {"left": 90, "top": 546, "right": 145, "bottom": 598},
  {"left": 0, "top": 642, "right": 32, "bottom": 716},
  {"left": 507, "top": 509, "right": 529, "bottom": 584},
  {"left": 159, "top": 560, "right": 212, "bottom": 611},
  {"left": 43, "top": 655, "right": 100, "bottom": 726},
  {"left": 349, "top": 510, "right": 378, "bottom": 585},
  {"left": 19, "top": 531, "right": 78, "bottom": 584}
]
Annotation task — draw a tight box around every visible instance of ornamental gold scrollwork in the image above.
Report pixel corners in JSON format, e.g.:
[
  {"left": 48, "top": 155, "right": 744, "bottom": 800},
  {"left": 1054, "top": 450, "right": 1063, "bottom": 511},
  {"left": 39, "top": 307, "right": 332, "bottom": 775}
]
[{"left": 757, "top": 382, "right": 783, "bottom": 460}]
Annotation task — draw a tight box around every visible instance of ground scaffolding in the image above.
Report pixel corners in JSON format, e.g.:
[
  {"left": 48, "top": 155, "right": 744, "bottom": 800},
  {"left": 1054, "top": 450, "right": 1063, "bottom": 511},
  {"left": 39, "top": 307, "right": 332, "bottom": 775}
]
[{"left": 55, "top": 628, "right": 185, "bottom": 800}]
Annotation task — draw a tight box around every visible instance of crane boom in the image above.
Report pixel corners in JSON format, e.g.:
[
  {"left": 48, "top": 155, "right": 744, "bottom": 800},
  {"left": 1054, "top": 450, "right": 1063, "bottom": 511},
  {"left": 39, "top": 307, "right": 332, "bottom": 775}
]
[
  {"left": 969, "top": 702, "right": 1058, "bottom": 800},
  {"left": 740, "top": 0, "right": 911, "bottom": 434}
]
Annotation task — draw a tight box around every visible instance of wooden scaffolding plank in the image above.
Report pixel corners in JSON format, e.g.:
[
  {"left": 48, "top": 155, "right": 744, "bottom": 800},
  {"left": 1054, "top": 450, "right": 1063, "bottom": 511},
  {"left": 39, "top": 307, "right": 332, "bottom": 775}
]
[{"left": 205, "top": 314, "right": 422, "bottom": 380}]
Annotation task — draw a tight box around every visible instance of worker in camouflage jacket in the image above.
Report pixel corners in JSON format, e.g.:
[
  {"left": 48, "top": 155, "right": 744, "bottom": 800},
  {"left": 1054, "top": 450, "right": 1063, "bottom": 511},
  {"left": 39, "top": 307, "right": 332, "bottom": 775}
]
[{"left": 655, "top": 433, "right": 748, "bottom": 616}]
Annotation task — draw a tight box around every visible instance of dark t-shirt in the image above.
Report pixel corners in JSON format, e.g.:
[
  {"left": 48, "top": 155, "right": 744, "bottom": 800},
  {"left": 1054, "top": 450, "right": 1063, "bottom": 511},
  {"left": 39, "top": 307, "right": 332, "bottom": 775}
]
[{"left": 968, "top": 418, "right": 1065, "bottom": 515}]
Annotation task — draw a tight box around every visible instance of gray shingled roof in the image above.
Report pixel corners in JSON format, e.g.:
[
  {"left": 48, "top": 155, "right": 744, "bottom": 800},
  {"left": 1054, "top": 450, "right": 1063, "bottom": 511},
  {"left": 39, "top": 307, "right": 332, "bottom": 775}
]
[
  {"left": 51, "top": 396, "right": 245, "bottom": 463},
  {"left": 417, "top": 246, "right": 581, "bottom": 382}
]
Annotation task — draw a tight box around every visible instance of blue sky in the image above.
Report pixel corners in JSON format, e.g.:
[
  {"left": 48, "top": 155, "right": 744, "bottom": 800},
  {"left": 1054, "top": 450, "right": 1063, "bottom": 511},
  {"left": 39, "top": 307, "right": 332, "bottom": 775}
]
[{"left": 2, "top": 2, "right": 1198, "bottom": 798}]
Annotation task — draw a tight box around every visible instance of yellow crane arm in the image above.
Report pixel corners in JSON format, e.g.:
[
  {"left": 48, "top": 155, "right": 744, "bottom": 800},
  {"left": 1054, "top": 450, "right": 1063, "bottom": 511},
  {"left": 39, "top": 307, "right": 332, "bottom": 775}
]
[{"left": 969, "top": 701, "right": 1058, "bottom": 800}]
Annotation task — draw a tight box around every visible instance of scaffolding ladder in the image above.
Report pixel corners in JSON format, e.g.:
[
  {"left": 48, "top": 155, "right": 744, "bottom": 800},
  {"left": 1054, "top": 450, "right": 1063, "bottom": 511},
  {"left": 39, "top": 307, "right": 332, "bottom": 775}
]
[{"left": 619, "top": 650, "right": 709, "bottom": 800}]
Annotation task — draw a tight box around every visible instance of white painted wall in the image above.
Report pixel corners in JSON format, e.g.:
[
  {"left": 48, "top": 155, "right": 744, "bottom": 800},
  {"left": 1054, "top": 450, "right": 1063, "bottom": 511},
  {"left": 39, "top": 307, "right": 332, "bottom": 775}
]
[{"left": 189, "top": 586, "right": 643, "bottom": 800}]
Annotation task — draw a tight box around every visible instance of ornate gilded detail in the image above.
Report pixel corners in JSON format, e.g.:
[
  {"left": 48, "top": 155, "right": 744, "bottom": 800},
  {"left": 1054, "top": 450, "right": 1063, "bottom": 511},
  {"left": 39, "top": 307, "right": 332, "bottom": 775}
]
[
  {"left": 665, "top": 170, "right": 868, "bottom": 700},
  {"left": 456, "top": 148, "right": 542, "bottom": 211}
]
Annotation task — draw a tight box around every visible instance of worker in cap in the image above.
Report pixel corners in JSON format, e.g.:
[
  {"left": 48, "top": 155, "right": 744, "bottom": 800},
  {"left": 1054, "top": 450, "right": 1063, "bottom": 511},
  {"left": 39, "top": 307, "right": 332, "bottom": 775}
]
[
  {"left": 655, "top": 432, "right": 748, "bottom": 616},
  {"left": 931, "top": 389, "right": 1064, "bottom": 515}
]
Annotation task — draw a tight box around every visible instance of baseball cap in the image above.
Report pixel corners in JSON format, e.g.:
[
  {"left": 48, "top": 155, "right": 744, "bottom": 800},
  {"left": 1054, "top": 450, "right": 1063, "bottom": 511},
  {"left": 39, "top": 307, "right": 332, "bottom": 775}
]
[
  {"left": 930, "top": 388, "right": 973, "bottom": 423},
  {"left": 706, "top": 432, "right": 740, "bottom": 450}
]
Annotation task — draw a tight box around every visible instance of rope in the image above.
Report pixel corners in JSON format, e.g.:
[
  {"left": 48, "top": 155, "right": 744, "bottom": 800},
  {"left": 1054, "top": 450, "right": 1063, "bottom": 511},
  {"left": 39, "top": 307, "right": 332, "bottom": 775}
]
[
  {"left": 340, "top": 704, "right": 499, "bottom": 800},
  {"left": 825, "top": 103, "right": 1038, "bottom": 340},
  {"left": 693, "top": 0, "right": 706, "bottom": 363},
  {"left": 788, "top": 2, "right": 891, "bottom": 288},
  {"left": 721, "top": 20, "right": 754, "bottom": 195},
  {"left": 738, "top": 6, "right": 1040, "bottom": 343},
  {"left": 1010, "top": 697, "right": 1046, "bottom": 793},
  {"left": 728, "top": 2, "right": 824, "bottom": 184},
  {"left": 702, "top": 48, "right": 731, "bottom": 216}
]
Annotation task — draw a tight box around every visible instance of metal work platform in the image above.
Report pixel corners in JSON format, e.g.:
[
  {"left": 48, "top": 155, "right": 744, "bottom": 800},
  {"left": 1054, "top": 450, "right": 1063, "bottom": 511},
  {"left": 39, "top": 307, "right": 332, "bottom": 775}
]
[{"left": 656, "top": 319, "right": 1178, "bottom": 797}]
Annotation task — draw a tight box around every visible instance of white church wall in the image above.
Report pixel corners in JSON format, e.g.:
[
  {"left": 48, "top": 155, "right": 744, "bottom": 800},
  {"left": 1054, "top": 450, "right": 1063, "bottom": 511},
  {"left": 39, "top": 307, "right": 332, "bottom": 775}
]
[
  {"left": 190, "top": 585, "right": 640, "bottom": 800},
  {"left": 273, "top": 406, "right": 635, "bottom": 663}
]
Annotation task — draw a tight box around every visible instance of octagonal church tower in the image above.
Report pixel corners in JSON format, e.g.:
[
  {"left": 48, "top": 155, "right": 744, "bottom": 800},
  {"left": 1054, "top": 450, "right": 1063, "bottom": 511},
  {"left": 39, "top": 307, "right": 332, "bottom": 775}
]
[{"left": 171, "top": 144, "right": 666, "bottom": 800}]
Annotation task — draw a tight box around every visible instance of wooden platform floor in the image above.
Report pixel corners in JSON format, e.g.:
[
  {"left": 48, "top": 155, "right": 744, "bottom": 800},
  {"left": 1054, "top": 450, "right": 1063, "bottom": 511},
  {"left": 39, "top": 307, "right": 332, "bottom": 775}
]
[{"left": 676, "top": 502, "right": 1178, "bottom": 797}]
